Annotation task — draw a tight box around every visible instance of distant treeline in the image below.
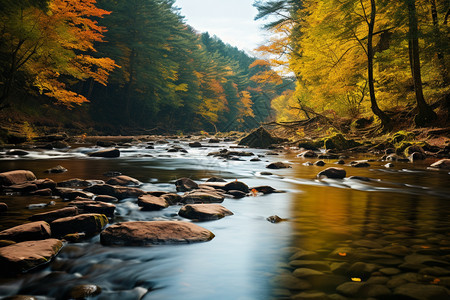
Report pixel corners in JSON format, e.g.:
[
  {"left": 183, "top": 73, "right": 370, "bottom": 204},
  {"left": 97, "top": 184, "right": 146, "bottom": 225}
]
[{"left": 0, "top": 0, "right": 293, "bottom": 133}]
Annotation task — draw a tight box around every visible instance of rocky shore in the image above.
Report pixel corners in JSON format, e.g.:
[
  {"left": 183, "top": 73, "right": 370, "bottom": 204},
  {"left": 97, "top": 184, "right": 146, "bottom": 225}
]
[{"left": 0, "top": 127, "right": 449, "bottom": 299}]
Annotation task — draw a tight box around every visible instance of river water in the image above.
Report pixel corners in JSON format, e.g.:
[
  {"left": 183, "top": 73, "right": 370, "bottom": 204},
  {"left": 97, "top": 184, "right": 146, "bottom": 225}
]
[{"left": 0, "top": 139, "right": 449, "bottom": 299}]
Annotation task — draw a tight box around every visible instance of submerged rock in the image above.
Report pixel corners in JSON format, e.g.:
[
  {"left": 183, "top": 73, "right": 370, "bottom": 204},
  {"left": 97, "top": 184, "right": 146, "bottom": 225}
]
[
  {"left": 0, "top": 221, "right": 51, "bottom": 242},
  {"left": 179, "top": 204, "right": 233, "bottom": 221},
  {"left": 100, "top": 221, "right": 215, "bottom": 246},
  {"left": 238, "top": 127, "right": 285, "bottom": 148},
  {"left": 0, "top": 170, "right": 37, "bottom": 186},
  {"left": 88, "top": 148, "right": 120, "bottom": 158},
  {"left": 0, "top": 239, "right": 63, "bottom": 274},
  {"left": 84, "top": 184, "right": 145, "bottom": 199}
]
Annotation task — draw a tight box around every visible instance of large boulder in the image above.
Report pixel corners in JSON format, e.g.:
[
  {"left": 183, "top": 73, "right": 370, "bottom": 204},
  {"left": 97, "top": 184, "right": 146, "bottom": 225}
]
[
  {"left": 100, "top": 221, "right": 215, "bottom": 246},
  {"left": 0, "top": 221, "right": 51, "bottom": 242},
  {"left": 430, "top": 159, "right": 450, "bottom": 169},
  {"left": 30, "top": 207, "right": 78, "bottom": 223},
  {"left": 223, "top": 181, "right": 249, "bottom": 193},
  {"left": 0, "top": 239, "right": 63, "bottom": 274},
  {"left": 51, "top": 214, "right": 108, "bottom": 238},
  {"left": 317, "top": 167, "right": 346, "bottom": 179},
  {"left": 0, "top": 170, "right": 37, "bottom": 186},
  {"left": 137, "top": 195, "right": 169, "bottom": 211},
  {"left": 238, "top": 127, "right": 286, "bottom": 148},
  {"left": 106, "top": 175, "right": 141, "bottom": 186},
  {"left": 83, "top": 202, "right": 116, "bottom": 217},
  {"left": 84, "top": 184, "right": 145, "bottom": 199},
  {"left": 88, "top": 148, "right": 120, "bottom": 158},
  {"left": 175, "top": 178, "right": 199, "bottom": 192},
  {"left": 179, "top": 204, "right": 233, "bottom": 221}
]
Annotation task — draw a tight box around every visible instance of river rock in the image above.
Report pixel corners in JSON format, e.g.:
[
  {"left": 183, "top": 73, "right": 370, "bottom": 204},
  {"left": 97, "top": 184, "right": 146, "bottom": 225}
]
[
  {"left": 317, "top": 167, "right": 346, "bottom": 179},
  {"left": 384, "top": 163, "right": 394, "bottom": 168},
  {"left": 267, "top": 162, "right": 291, "bottom": 169},
  {"left": 0, "top": 239, "right": 63, "bottom": 274},
  {"left": 30, "top": 188, "right": 52, "bottom": 196},
  {"left": 0, "top": 221, "right": 51, "bottom": 242},
  {"left": 55, "top": 188, "right": 94, "bottom": 200},
  {"left": 188, "top": 141, "right": 202, "bottom": 148},
  {"left": 182, "top": 190, "right": 224, "bottom": 204},
  {"left": 348, "top": 176, "right": 371, "bottom": 182},
  {"left": 161, "top": 193, "right": 182, "bottom": 205},
  {"left": 179, "top": 204, "right": 233, "bottom": 221},
  {"left": 238, "top": 127, "right": 285, "bottom": 148},
  {"left": 88, "top": 148, "right": 120, "bottom": 158},
  {"left": 409, "top": 152, "right": 426, "bottom": 162},
  {"left": 30, "top": 207, "right": 78, "bottom": 223},
  {"left": 430, "top": 159, "right": 450, "bottom": 169},
  {"left": 137, "top": 195, "right": 169, "bottom": 211},
  {"left": 252, "top": 185, "right": 277, "bottom": 194},
  {"left": 57, "top": 178, "right": 99, "bottom": 188},
  {"left": 106, "top": 175, "right": 141, "bottom": 186},
  {"left": 0, "top": 170, "right": 37, "bottom": 186},
  {"left": 350, "top": 160, "right": 370, "bottom": 168},
  {"left": 100, "top": 221, "right": 215, "bottom": 246},
  {"left": 84, "top": 184, "right": 145, "bottom": 199},
  {"left": 394, "top": 283, "right": 450, "bottom": 299},
  {"left": 66, "top": 284, "right": 102, "bottom": 299},
  {"left": 44, "top": 165, "right": 67, "bottom": 174},
  {"left": 223, "top": 181, "right": 249, "bottom": 193},
  {"left": 51, "top": 213, "right": 108, "bottom": 238},
  {"left": 94, "top": 195, "right": 118, "bottom": 203},
  {"left": 271, "top": 274, "right": 312, "bottom": 290},
  {"left": 4, "top": 182, "right": 38, "bottom": 194},
  {"left": 206, "top": 177, "right": 227, "bottom": 183},
  {"left": 0, "top": 202, "right": 7, "bottom": 213},
  {"left": 267, "top": 215, "right": 285, "bottom": 223},
  {"left": 175, "top": 178, "right": 199, "bottom": 192},
  {"left": 313, "top": 160, "right": 326, "bottom": 166},
  {"left": 96, "top": 140, "right": 116, "bottom": 147},
  {"left": 298, "top": 150, "right": 317, "bottom": 158},
  {"left": 83, "top": 202, "right": 116, "bottom": 217}
]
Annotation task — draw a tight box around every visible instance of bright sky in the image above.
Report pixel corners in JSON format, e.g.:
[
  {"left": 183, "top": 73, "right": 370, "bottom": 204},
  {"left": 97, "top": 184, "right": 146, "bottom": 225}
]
[{"left": 174, "top": 0, "right": 267, "bottom": 55}]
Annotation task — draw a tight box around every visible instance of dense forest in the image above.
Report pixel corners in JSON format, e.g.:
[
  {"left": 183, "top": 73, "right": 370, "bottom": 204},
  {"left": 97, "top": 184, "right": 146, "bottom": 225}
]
[
  {"left": 0, "top": 0, "right": 293, "bottom": 135},
  {"left": 254, "top": 0, "right": 449, "bottom": 130}
]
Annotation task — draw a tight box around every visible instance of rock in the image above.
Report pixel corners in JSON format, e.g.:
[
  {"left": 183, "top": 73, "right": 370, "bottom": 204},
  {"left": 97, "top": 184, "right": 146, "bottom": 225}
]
[
  {"left": 175, "top": 178, "right": 199, "bottom": 192},
  {"left": 348, "top": 176, "right": 371, "bottom": 182},
  {"left": 291, "top": 291, "right": 328, "bottom": 300},
  {"left": 323, "top": 133, "right": 361, "bottom": 150},
  {"left": 271, "top": 274, "right": 312, "bottom": 290},
  {"left": 0, "top": 170, "right": 37, "bottom": 186},
  {"left": 386, "top": 154, "right": 400, "bottom": 161},
  {"left": 188, "top": 141, "right": 202, "bottom": 148},
  {"left": 225, "top": 190, "right": 247, "bottom": 198},
  {"left": 298, "top": 150, "right": 317, "bottom": 158},
  {"left": 317, "top": 167, "right": 346, "bottom": 179},
  {"left": 394, "top": 283, "right": 450, "bottom": 299},
  {"left": 106, "top": 175, "right": 141, "bottom": 186},
  {"left": 430, "top": 159, "right": 450, "bottom": 169},
  {"left": 384, "top": 163, "right": 394, "bottom": 168},
  {"left": 260, "top": 172, "right": 273, "bottom": 175},
  {"left": 161, "top": 193, "right": 182, "bottom": 205},
  {"left": 238, "top": 127, "right": 286, "bottom": 148},
  {"left": 51, "top": 213, "right": 108, "bottom": 238},
  {"left": 30, "top": 207, "right": 78, "bottom": 223},
  {"left": 30, "top": 188, "right": 52, "bottom": 196},
  {"left": 182, "top": 191, "right": 224, "bottom": 204},
  {"left": 137, "top": 195, "right": 169, "bottom": 211},
  {"left": 44, "top": 165, "right": 68, "bottom": 174},
  {"left": 100, "top": 221, "right": 215, "bottom": 246},
  {"left": 252, "top": 185, "right": 277, "bottom": 194},
  {"left": 336, "top": 282, "right": 365, "bottom": 297},
  {"left": 223, "top": 181, "right": 249, "bottom": 193},
  {"left": 267, "top": 162, "right": 291, "bottom": 169},
  {"left": 336, "top": 159, "right": 345, "bottom": 165},
  {"left": 0, "top": 221, "right": 51, "bottom": 242},
  {"left": 179, "top": 204, "right": 233, "bottom": 221},
  {"left": 32, "top": 178, "right": 57, "bottom": 190},
  {"left": 4, "top": 182, "right": 38, "bottom": 194},
  {"left": 96, "top": 140, "right": 116, "bottom": 147},
  {"left": 84, "top": 202, "right": 116, "bottom": 217},
  {"left": 350, "top": 160, "right": 370, "bottom": 168},
  {"left": 55, "top": 188, "right": 93, "bottom": 200},
  {"left": 0, "top": 239, "right": 63, "bottom": 274},
  {"left": 409, "top": 152, "right": 426, "bottom": 162},
  {"left": 57, "top": 178, "right": 101, "bottom": 188},
  {"left": 67, "top": 284, "right": 102, "bottom": 299},
  {"left": 313, "top": 160, "right": 326, "bottom": 166},
  {"left": 348, "top": 262, "right": 379, "bottom": 279},
  {"left": 208, "top": 138, "right": 220, "bottom": 143},
  {"left": 0, "top": 202, "right": 7, "bottom": 213},
  {"left": 94, "top": 195, "right": 118, "bottom": 203},
  {"left": 84, "top": 184, "right": 145, "bottom": 200},
  {"left": 290, "top": 249, "right": 320, "bottom": 261},
  {"left": 293, "top": 268, "right": 324, "bottom": 278},
  {"left": 303, "top": 162, "right": 313, "bottom": 166},
  {"left": 6, "top": 149, "right": 29, "bottom": 156},
  {"left": 267, "top": 215, "right": 285, "bottom": 223},
  {"left": 88, "top": 148, "right": 120, "bottom": 158}
]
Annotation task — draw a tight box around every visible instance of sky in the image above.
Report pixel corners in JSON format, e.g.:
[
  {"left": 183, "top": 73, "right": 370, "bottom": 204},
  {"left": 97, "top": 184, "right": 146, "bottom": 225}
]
[{"left": 174, "top": 0, "right": 267, "bottom": 55}]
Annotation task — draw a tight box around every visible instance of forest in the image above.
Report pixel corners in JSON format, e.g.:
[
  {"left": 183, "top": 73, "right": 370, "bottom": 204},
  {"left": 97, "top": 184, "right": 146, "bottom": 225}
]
[
  {"left": 254, "top": 0, "right": 449, "bottom": 131},
  {"left": 0, "top": 0, "right": 448, "bottom": 138},
  {"left": 0, "top": 0, "right": 292, "bottom": 135}
]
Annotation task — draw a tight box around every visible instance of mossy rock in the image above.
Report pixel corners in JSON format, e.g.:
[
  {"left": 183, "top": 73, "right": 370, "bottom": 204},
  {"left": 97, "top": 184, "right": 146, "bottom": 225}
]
[
  {"left": 351, "top": 117, "right": 374, "bottom": 130},
  {"left": 402, "top": 142, "right": 428, "bottom": 157},
  {"left": 323, "top": 133, "right": 361, "bottom": 151},
  {"left": 391, "top": 131, "right": 415, "bottom": 144},
  {"left": 298, "top": 140, "right": 322, "bottom": 151}
]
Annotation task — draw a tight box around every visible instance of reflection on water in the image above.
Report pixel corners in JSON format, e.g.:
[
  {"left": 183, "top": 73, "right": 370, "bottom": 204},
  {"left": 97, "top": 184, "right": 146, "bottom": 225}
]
[{"left": 0, "top": 143, "right": 449, "bottom": 299}]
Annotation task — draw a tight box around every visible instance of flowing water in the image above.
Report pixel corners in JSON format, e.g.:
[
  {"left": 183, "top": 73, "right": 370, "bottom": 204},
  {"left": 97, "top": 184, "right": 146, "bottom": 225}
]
[{"left": 0, "top": 139, "right": 449, "bottom": 299}]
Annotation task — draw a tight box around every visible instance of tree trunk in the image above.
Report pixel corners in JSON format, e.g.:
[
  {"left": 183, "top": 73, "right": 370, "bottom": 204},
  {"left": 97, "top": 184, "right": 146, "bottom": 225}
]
[
  {"left": 367, "top": 0, "right": 391, "bottom": 130},
  {"left": 429, "top": 0, "right": 449, "bottom": 86},
  {"left": 407, "top": 0, "right": 437, "bottom": 126}
]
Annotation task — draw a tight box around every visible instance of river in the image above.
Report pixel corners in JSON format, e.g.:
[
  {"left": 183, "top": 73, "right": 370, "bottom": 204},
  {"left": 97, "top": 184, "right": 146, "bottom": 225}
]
[{"left": 0, "top": 138, "right": 449, "bottom": 299}]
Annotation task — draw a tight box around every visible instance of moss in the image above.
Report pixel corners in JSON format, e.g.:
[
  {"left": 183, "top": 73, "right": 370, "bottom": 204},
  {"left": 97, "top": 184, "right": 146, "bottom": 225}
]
[
  {"left": 94, "top": 214, "right": 109, "bottom": 231},
  {"left": 395, "top": 141, "right": 428, "bottom": 156},
  {"left": 323, "top": 133, "right": 361, "bottom": 150},
  {"left": 390, "top": 131, "right": 415, "bottom": 144},
  {"left": 298, "top": 140, "right": 323, "bottom": 150}
]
